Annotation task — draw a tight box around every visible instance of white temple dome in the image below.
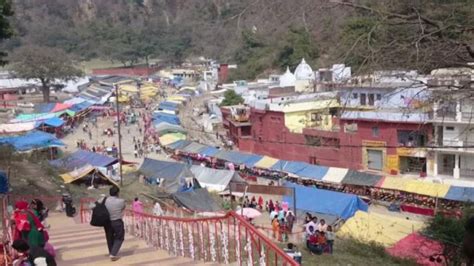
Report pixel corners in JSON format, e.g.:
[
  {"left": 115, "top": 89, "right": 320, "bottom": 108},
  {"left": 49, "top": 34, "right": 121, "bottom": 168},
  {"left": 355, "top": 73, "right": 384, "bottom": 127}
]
[
  {"left": 279, "top": 67, "right": 296, "bottom": 87},
  {"left": 294, "top": 58, "right": 315, "bottom": 80}
]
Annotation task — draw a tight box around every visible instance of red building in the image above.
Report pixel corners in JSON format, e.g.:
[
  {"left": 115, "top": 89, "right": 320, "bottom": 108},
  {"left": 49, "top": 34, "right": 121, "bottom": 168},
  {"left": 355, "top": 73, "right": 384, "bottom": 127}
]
[{"left": 223, "top": 105, "right": 432, "bottom": 175}]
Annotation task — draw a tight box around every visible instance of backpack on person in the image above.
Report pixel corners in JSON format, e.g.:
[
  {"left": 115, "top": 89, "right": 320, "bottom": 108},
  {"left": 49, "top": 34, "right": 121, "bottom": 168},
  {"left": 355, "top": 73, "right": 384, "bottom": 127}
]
[{"left": 90, "top": 197, "right": 110, "bottom": 227}]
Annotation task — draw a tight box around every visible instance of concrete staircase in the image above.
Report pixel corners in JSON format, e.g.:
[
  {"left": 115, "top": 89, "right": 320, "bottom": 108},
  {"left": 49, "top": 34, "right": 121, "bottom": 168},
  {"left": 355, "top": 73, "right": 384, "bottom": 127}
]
[{"left": 47, "top": 212, "right": 212, "bottom": 265}]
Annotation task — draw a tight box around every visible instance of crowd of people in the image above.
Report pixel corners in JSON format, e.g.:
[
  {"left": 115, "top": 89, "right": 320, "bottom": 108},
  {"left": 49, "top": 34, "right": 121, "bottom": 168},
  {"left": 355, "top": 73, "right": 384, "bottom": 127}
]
[{"left": 303, "top": 213, "right": 335, "bottom": 255}]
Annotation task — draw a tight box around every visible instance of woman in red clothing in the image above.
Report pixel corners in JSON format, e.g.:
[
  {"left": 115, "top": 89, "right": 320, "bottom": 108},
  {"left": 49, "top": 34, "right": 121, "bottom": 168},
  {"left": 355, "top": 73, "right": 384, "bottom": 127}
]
[
  {"left": 257, "top": 196, "right": 264, "bottom": 210},
  {"left": 12, "top": 201, "right": 45, "bottom": 248}
]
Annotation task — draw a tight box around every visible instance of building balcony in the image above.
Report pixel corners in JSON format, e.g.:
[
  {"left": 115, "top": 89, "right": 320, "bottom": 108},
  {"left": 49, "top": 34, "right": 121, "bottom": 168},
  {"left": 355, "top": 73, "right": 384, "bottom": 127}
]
[
  {"left": 228, "top": 119, "right": 252, "bottom": 127},
  {"left": 433, "top": 110, "right": 457, "bottom": 121},
  {"left": 460, "top": 168, "right": 474, "bottom": 179},
  {"left": 433, "top": 139, "right": 474, "bottom": 153},
  {"left": 461, "top": 112, "right": 474, "bottom": 122}
]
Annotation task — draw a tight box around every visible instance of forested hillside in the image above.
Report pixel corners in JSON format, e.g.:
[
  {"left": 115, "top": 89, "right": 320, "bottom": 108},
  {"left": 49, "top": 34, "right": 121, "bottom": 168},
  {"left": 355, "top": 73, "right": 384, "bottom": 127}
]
[{"left": 4, "top": 0, "right": 473, "bottom": 78}]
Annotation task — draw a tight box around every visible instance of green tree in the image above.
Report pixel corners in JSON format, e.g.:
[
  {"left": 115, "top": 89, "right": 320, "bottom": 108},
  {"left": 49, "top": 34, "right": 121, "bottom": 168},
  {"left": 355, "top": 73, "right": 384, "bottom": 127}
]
[
  {"left": 335, "top": 0, "right": 474, "bottom": 73},
  {"left": 424, "top": 205, "right": 474, "bottom": 265},
  {"left": 9, "top": 45, "right": 83, "bottom": 102},
  {"left": 230, "top": 30, "right": 274, "bottom": 80},
  {"left": 0, "top": 0, "right": 13, "bottom": 65},
  {"left": 220, "top": 90, "right": 244, "bottom": 106},
  {"left": 277, "top": 27, "right": 319, "bottom": 70}
]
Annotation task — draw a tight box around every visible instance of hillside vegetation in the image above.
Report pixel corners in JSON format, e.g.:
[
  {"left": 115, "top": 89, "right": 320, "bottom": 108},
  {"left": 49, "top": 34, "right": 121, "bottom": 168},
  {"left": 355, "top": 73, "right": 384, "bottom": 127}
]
[{"left": 4, "top": 0, "right": 474, "bottom": 78}]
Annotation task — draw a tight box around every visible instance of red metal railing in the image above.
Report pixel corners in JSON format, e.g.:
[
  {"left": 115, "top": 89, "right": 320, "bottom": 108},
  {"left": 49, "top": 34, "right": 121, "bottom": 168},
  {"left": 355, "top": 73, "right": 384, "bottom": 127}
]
[
  {"left": 80, "top": 199, "right": 298, "bottom": 266},
  {"left": 1, "top": 195, "right": 12, "bottom": 266}
]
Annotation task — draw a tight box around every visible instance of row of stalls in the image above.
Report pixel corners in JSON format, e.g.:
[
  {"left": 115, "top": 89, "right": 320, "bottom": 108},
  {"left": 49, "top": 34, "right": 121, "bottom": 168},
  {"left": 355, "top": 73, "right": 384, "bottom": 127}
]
[
  {"left": 162, "top": 139, "right": 474, "bottom": 207},
  {"left": 0, "top": 75, "right": 161, "bottom": 156}
]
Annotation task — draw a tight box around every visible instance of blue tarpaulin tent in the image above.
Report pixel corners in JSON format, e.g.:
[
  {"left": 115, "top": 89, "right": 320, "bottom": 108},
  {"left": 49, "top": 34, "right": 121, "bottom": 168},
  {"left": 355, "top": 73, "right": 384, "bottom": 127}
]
[
  {"left": 158, "top": 101, "right": 179, "bottom": 111},
  {"left": 152, "top": 113, "right": 180, "bottom": 125},
  {"left": 444, "top": 186, "right": 474, "bottom": 202},
  {"left": 242, "top": 154, "right": 264, "bottom": 167},
  {"left": 198, "top": 146, "right": 220, "bottom": 157},
  {"left": 270, "top": 161, "right": 307, "bottom": 174},
  {"left": 214, "top": 151, "right": 262, "bottom": 166},
  {"left": 167, "top": 140, "right": 192, "bottom": 150},
  {"left": 37, "top": 117, "right": 65, "bottom": 128},
  {"left": 0, "top": 130, "right": 64, "bottom": 151},
  {"left": 34, "top": 103, "right": 56, "bottom": 113},
  {"left": 50, "top": 150, "right": 118, "bottom": 170},
  {"left": 69, "top": 101, "right": 93, "bottom": 113},
  {"left": 294, "top": 164, "right": 329, "bottom": 181},
  {"left": 283, "top": 183, "right": 368, "bottom": 220},
  {"left": 139, "top": 158, "right": 195, "bottom": 193},
  {"left": 341, "top": 170, "right": 383, "bottom": 186}
]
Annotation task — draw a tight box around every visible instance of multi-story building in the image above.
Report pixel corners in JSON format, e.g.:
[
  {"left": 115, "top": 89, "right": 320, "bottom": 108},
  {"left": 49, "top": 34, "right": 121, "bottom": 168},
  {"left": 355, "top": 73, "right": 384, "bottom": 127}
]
[
  {"left": 423, "top": 68, "right": 474, "bottom": 180},
  {"left": 222, "top": 66, "right": 434, "bottom": 176}
]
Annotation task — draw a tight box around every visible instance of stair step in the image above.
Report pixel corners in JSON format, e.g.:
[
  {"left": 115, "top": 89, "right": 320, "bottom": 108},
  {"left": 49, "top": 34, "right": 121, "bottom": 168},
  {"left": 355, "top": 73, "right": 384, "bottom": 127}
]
[{"left": 46, "top": 212, "right": 212, "bottom": 265}]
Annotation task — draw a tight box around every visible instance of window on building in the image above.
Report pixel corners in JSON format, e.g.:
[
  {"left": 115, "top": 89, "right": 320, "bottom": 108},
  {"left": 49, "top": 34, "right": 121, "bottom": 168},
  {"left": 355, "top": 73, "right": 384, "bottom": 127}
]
[
  {"left": 310, "top": 113, "right": 322, "bottom": 122},
  {"left": 305, "top": 136, "right": 321, "bottom": 146},
  {"left": 368, "top": 94, "right": 375, "bottom": 106},
  {"left": 446, "top": 126, "right": 455, "bottom": 131},
  {"left": 372, "top": 127, "right": 380, "bottom": 137},
  {"left": 360, "top": 93, "right": 367, "bottom": 105},
  {"left": 376, "top": 94, "right": 382, "bottom": 100},
  {"left": 241, "top": 126, "right": 251, "bottom": 137},
  {"left": 397, "top": 130, "right": 426, "bottom": 147},
  {"left": 353, "top": 93, "right": 358, "bottom": 99},
  {"left": 309, "top": 156, "right": 318, "bottom": 165},
  {"left": 322, "top": 137, "right": 340, "bottom": 148},
  {"left": 344, "top": 123, "right": 358, "bottom": 133}
]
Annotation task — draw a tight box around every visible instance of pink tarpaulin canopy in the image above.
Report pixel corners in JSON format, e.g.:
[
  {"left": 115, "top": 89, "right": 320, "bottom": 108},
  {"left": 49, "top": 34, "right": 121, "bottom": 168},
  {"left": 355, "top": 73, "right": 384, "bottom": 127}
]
[
  {"left": 51, "top": 103, "right": 72, "bottom": 113},
  {"left": 386, "top": 233, "right": 444, "bottom": 266}
]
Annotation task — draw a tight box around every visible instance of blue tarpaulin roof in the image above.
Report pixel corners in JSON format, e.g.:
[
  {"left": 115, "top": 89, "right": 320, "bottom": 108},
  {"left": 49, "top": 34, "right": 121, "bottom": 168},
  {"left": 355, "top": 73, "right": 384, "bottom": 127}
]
[
  {"left": 152, "top": 113, "right": 180, "bottom": 125},
  {"left": 50, "top": 150, "right": 118, "bottom": 170},
  {"left": 69, "top": 101, "right": 93, "bottom": 113},
  {"left": 0, "top": 130, "right": 64, "bottom": 151},
  {"left": 342, "top": 170, "right": 383, "bottom": 186},
  {"left": 167, "top": 140, "right": 192, "bottom": 150},
  {"left": 444, "top": 186, "right": 474, "bottom": 202},
  {"left": 242, "top": 154, "right": 264, "bottom": 167},
  {"left": 139, "top": 158, "right": 194, "bottom": 193},
  {"left": 158, "top": 101, "right": 179, "bottom": 111},
  {"left": 269, "top": 160, "right": 308, "bottom": 174},
  {"left": 34, "top": 103, "right": 56, "bottom": 113},
  {"left": 294, "top": 164, "right": 329, "bottom": 181},
  {"left": 214, "top": 151, "right": 262, "bottom": 166},
  {"left": 283, "top": 183, "right": 368, "bottom": 220},
  {"left": 37, "top": 117, "right": 65, "bottom": 128},
  {"left": 198, "top": 146, "right": 220, "bottom": 157}
]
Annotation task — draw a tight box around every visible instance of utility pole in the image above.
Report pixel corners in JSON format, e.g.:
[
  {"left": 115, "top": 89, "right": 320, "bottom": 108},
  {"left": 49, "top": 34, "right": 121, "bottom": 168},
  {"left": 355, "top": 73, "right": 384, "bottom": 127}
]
[{"left": 114, "top": 85, "right": 124, "bottom": 187}]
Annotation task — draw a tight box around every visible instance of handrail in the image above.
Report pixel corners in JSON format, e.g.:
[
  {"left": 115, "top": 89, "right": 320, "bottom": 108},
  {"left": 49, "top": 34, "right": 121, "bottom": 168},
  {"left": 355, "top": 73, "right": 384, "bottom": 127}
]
[
  {"left": 228, "top": 211, "right": 299, "bottom": 265},
  {"left": 1, "top": 195, "right": 11, "bottom": 266},
  {"left": 80, "top": 198, "right": 298, "bottom": 265}
]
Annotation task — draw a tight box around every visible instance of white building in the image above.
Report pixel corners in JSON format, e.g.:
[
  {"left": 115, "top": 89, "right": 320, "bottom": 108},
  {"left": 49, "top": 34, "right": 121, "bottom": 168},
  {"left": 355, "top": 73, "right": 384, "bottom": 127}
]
[
  {"left": 430, "top": 96, "right": 474, "bottom": 180},
  {"left": 279, "top": 67, "right": 296, "bottom": 87},
  {"left": 294, "top": 58, "right": 315, "bottom": 92}
]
